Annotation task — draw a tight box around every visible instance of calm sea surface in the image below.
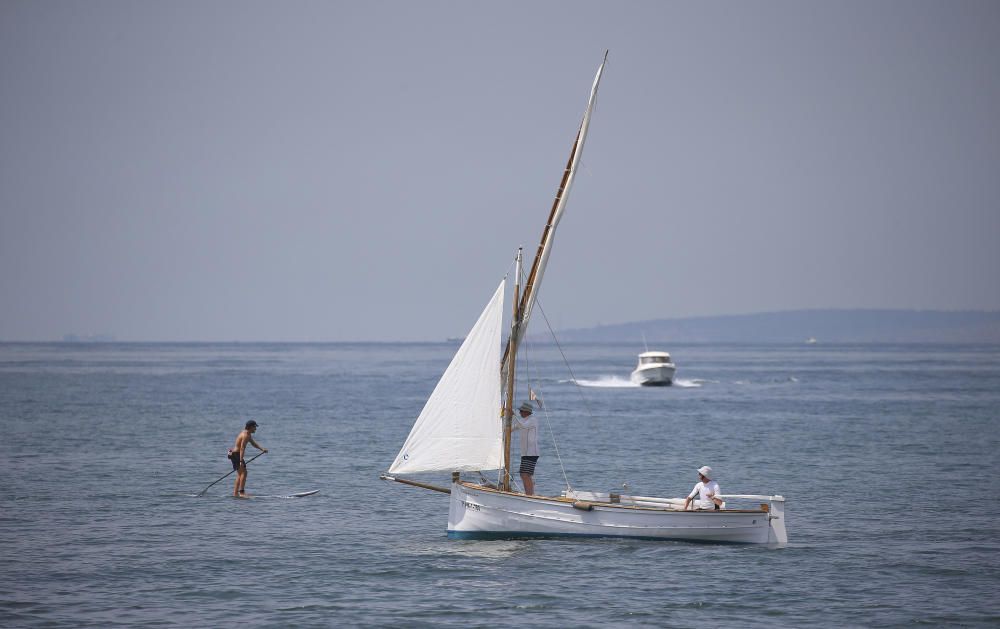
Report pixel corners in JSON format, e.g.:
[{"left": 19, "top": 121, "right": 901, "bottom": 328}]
[{"left": 1, "top": 341, "right": 998, "bottom": 627}]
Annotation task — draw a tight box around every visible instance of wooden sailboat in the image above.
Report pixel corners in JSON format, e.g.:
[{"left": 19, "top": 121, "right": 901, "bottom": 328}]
[{"left": 381, "top": 52, "right": 787, "bottom": 545}]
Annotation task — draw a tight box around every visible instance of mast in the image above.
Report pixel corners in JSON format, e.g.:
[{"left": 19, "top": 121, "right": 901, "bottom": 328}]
[
  {"left": 501, "top": 248, "right": 523, "bottom": 491},
  {"left": 501, "top": 50, "right": 608, "bottom": 381}
]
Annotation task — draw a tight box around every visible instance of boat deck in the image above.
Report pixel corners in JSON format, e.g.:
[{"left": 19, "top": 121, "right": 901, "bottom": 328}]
[{"left": 460, "top": 482, "right": 770, "bottom": 514}]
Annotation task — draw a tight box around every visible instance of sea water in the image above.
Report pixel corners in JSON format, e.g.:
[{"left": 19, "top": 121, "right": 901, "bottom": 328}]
[{"left": 1, "top": 342, "right": 998, "bottom": 627}]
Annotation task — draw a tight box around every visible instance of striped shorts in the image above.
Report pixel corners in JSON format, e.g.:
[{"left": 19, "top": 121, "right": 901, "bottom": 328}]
[{"left": 518, "top": 455, "right": 539, "bottom": 475}]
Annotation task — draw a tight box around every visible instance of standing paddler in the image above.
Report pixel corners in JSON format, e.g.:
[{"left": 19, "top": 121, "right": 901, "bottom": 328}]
[{"left": 228, "top": 420, "right": 267, "bottom": 497}]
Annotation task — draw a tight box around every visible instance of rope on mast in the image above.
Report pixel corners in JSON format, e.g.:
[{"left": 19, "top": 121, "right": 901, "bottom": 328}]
[
  {"left": 509, "top": 257, "right": 590, "bottom": 495},
  {"left": 520, "top": 333, "right": 573, "bottom": 494},
  {"left": 530, "top": 294, "right": 601, "bottom": 494}
]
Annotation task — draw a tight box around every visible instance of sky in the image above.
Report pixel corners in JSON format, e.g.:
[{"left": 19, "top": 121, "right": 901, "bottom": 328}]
[{"left": 1, "top": 1, "right": 998, "bottom": 342}]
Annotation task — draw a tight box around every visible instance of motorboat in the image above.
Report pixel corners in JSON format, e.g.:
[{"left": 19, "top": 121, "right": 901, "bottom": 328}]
[{"left": 630, "top": 351, "right": 676, "bottom": 386}]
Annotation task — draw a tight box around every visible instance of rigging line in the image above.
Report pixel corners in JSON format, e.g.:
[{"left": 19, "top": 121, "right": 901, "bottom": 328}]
[
  {"left": 501, "top": 259, "right": 515, "bottom": 283},
  {"left": 506, "top": 253, "right": 518, "bottom": 278},
  {"left": 530, "top": 295, "right": 601, "bottom": 435},
  {"left": 499, "top": 469, "right": 520, "bottom": 492},
  {"left": 516, "top": 263, "right": 573, "bottom": 494},
  {"left": 497, "top": 465, "right": 521, "bottom": 493},
  {"left": 520, "top": 334, "right": 573, "bottom": 493}
]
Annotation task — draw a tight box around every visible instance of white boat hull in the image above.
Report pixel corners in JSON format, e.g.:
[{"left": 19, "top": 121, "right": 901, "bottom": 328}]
[
  {"left": 448, "top": 483, "right": 786, "bottom": 545},
  {"left": 630, "top": 364, "right": 676, "bottom": 386}
]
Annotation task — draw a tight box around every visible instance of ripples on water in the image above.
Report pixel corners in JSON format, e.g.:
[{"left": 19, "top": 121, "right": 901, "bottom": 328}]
[{"left": 1, "top": 342, "right": 999, "bottom": 626}]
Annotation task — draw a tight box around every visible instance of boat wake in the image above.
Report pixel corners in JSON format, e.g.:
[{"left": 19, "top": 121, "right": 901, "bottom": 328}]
[
  {"left": 571, "top": 376, "right": 638, "bottom": 388},
  {"left": 673, "top": 378, "right": 705, "bottom": 388},
  {"left": 569, "top": 377, "right": 706, "bottom": 389}
]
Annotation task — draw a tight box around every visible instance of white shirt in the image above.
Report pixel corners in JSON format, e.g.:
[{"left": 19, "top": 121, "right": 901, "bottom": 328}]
[
  {"left": 512, "top": 414, "right": 539, "bottom": 457},
  {"left": 688, "top": 480, "right": 720, "bottom": 505}
]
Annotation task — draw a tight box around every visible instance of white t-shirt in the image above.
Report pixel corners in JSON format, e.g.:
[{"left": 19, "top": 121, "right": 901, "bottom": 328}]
[
  {"left": 513, "top": 415, "right": 539, "bottom": 457},
  {"left": 688, "top": 480, "right": 720, "bottom": 505}
]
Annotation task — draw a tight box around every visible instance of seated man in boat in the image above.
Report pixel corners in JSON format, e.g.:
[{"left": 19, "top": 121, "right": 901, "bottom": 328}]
[
  {"left": 683, "top": 466, "right": 723, "bottom": 510},
  {"left": 512, "top": 401, "right": 540, "bottom": 495}
]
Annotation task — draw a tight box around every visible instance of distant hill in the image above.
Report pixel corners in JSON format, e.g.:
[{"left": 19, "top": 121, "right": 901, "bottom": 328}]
[{"left": 549, "top": 309, "right": 1000, "bottom": 344}]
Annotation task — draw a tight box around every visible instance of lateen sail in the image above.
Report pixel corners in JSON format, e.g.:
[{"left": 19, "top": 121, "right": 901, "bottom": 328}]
[
  {"left": 389, "top": 280, "right": 505, "bottom": 475},
  {"left": 504, "top": 51, "right": 608, "bottom": 378}
]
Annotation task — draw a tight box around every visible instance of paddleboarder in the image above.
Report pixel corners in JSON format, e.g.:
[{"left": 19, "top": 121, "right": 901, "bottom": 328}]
[{"left": 229, "top": 420, "right": 267, "bottom": 497}]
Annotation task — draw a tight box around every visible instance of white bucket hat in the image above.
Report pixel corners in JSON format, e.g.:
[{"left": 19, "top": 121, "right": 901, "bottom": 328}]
[{"left": 697, "top": 466, "right": 713, "bottom": 479}]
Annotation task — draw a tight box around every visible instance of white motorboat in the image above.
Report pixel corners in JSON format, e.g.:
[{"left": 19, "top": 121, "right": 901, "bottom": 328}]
[
  {"left": 381, "top": 52, "right": 788, "bottom": 546},
  {"left": 630, "top": 351, "right": 676, "bottom": 386}
]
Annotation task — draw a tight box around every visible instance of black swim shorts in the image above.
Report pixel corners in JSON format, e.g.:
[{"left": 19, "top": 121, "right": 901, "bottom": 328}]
[
  {"left": 228, "top": 450, "right": 242, "bottom": 471},
  {"left": 518, "top": 455, "right": 539, "bottom": 476}
]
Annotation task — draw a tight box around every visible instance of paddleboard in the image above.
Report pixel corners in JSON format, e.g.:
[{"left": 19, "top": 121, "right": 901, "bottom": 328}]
[{"left": 233, "top": 490, "right": 319, "bottom": 499}]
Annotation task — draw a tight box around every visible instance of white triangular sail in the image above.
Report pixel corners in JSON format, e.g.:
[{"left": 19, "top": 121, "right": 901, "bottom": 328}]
[{"left": 389, "top": 280, "right": 505, "bottom": 475}]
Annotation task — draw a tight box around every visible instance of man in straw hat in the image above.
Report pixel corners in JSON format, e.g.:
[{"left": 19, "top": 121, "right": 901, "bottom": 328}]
[
  {"left": 512, "top": 401, "right": 540, "bottom": 495},
  {"left": 683, "top": 465, "right": 723, "bottom": 510}
]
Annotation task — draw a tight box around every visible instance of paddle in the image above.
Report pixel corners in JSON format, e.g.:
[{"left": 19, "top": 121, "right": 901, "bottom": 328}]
[{"left": 196, "top": 450, "right": 266, "bottom": 496}]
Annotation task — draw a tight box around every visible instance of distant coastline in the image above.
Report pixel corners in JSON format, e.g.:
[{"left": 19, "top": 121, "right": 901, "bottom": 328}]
[
  {"left": 547, "top": 309, "right": 1000, "bottom": 344},
  {"left": 61, "top": 334, "right": 117, "bottom": 343},
  {"left": 2, "top": 310, "right": 998, "bottom": 344}
]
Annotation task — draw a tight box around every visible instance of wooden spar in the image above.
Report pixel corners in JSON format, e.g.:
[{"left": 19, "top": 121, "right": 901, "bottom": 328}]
[
  {"left": 500, "top": 134, "right": 581, "bottom": 374},
  {"left": 500, "top": 51, "right": 607, "bottom": 374},
  {"left": 501, "top": 249, "right": 523, "bottom": 492},
  {"left": 520, "top": 134, "right": 581, "bottom": 313},
  {"left": 380, "top": 475, "right": 451, "bottom": 494}
]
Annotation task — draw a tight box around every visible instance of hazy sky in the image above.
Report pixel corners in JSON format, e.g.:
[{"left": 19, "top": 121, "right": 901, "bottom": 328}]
[{"left": 2, "top": 1, "right": 998, "bottom": 341}]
